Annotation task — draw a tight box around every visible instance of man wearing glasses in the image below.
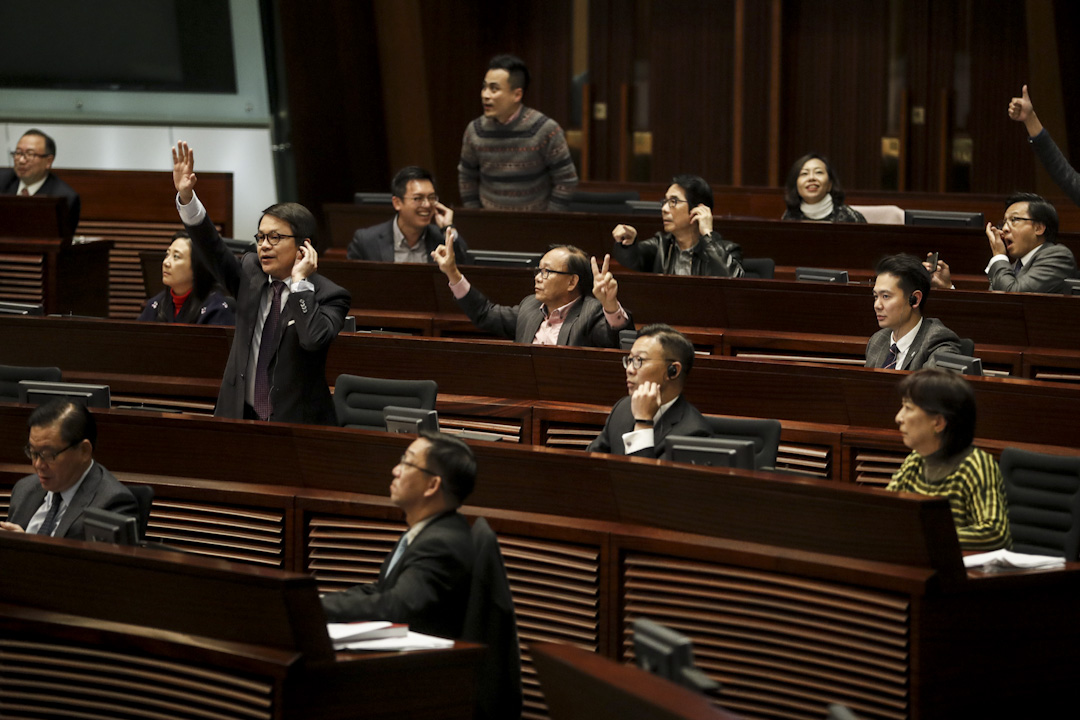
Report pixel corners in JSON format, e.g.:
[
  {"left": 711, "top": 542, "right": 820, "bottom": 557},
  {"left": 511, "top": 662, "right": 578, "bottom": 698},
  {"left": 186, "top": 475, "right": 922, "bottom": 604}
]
[
  {"left": 172, "top": 141, "right": 351, "bottom": 425},
  {"left": 927, "top": 193, "right": 1077, "bottom": 294},
  {"left": 432, "top": 234, "right": 632, "bottom": 347},
  {"left": 611, "top": 174, "right": 743, "bottom": 277},
  {"left": 321, "top": 431, "right": 476, "bottom": 638},
  {"left": 347, "top": 166, "right": 473, "bottom": 264},
  {"left": 2, "top": 399, "right": 137, "bottom": 539},
  {"left": 1, "top": 129, "right": 81, "bottom": 232},
  {"left": 588, "top": 324, "right": 712, "bottom": 460}
]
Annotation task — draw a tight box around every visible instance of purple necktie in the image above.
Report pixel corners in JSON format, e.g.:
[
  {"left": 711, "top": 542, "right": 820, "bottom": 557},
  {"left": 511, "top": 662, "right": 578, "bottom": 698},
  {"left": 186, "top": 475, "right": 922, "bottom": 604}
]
[
  {"left": 253, "top": 281, "right": 286, "bottom": 420},
  {"left": 883, "top": 343, "right": 900, "bottom": 370}
]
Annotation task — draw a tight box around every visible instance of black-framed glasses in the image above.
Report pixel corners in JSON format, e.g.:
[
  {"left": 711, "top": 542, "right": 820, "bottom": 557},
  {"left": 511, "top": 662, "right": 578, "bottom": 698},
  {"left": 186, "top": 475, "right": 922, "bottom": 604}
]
[
  {"left": 254, "top": 232, "right": 296, "bottom": 246},
  {"left": 398, "top": 455, "right": 436, "bottom": 475},
  {"left": 534, "top": 267, "right": 574, "bottom": 281},
  {"left": 10, "top": 150, "right": 51, "bottom": 160},
  {"left": 622, "top": 355, "right": 676, "bottom": 370},
  {"left": 662, "top": 197, "right": 687, "bottom": 209},
  {"left": 1000, "top": 216, "right": 1033, "bottom": 228},
  {"left": 24, "top": 441, "right": 78, "bottom": 463}
]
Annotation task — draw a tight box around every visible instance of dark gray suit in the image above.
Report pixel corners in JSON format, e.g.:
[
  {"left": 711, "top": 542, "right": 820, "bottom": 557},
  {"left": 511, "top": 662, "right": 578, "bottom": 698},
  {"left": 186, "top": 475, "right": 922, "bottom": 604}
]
[
  {"left": 456, "top": 287, "right": 631, "bottom": 347},
  {"left": 320, "top": 511, "right": 474, "bottom": 639},
  {"left": 347, "top": 218, "right": 473, "bottom": 264},
  {"left": 587, "top": 395, "right": 712, "bottom": 460},
  {"left": 986, "top": 243, "right": 1078, "bottom": 294},
  {"left": 1030, "top": 130, "right": 1080, "bottom": 208},
  {"left": 0, "top": 168, "right": 81, "bottom": 233},
  {"left": 865, "top": 317, "right": 962, "bottom": 370},
  {"left": 6, "top": 463, "right": 137, "bottom": 539}
]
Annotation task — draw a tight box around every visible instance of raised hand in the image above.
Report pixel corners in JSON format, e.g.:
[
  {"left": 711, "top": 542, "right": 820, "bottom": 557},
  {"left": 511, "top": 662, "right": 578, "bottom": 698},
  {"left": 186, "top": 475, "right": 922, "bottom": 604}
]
[
  {"left": 924, "top": 254, "right": 953, "bottom": 289},
  {"left": 690, "top": 204, "right": 714, "bottom": 235},
  {"left": 1008, "top": 84, "right": 1043, "bottom": 136},
  {"left": 433, "top": 201, "right": 454, "bottom": 229},
  {"left": 291, "top": 240, "right": 318, "bottom": 282},
  {"left": 172, "top": 141, "right": 197, "bottom": 204},
  {"left": 431, "top": 228, "right": 463, "bottom": 284},
  {"left": 612, "top": 224, "right": 638, "bottom": 246},
  {"left": 591, "top": 254, "right": 619, "bottom": 312},
  {"left": 630, "top": 381, "right": 663, "bottom": 424},
  {"left": 985, "top": 223, "right": 1007, "bottom": 257}
]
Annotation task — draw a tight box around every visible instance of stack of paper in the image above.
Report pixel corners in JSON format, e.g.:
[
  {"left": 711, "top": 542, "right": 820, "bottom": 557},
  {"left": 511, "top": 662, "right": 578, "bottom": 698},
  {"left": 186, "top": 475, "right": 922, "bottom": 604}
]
[
  {"left": 327, "top": 621, "right": 455, "bottom": 652},
  {"left": 963, "top": 548, "right": 1066, "bottom": 572}
]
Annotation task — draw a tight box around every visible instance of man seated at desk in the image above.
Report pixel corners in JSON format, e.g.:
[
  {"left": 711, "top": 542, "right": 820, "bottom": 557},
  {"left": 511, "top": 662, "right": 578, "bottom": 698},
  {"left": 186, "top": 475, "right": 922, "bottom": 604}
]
[
  {"left": 347, "top": 166, "right": 473, "bottom": 264},
  {"left": 321, "top": 431, "right": 476, "bottom": 638},
  {"left": 432, "top": 232, "right": 632, "bottom": 347},
  {"left": 1, "top": 399, "right": 137, "bottom": 539},
  {"left": 1, "top": 128, "right": 81, "bottom": 232},
  {"left": 588, "top": 324, "right": 712, "bottom": 460},
  {"left": 866, "top": 254, "right": 961, "bottom": 371}
]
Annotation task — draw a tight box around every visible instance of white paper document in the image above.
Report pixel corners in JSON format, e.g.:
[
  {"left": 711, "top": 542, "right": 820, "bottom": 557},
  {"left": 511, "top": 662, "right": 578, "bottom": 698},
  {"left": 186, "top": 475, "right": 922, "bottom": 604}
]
[
  {"left": 335, "top": 630, "right": 455, "bottom": 652},
  {"left": 963, "top": 548, "right": 1066, "bottom": 572}
]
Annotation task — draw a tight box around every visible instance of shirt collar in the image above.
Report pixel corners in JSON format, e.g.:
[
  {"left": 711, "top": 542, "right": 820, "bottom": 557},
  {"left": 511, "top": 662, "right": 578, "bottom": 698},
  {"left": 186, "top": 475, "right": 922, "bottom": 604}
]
[
  {"left": 892, "top": 316, "right": 924, "bottom": 351},
  {"left": 1018, "top": 242, "right": 1045, "bottom": 267},
  {"left": 542, "top": 297, "right": 578, "bottom": 321},
  {"left": 393, "top": 214, "right": 426, "bottom": 250},
  {"left": 653, "top": 395, "right": 680, "bottom": 423},
  {"left": 498, "top": 105, "right": 524, "bottom": 125},
  {"left": 58, "top": 460, "right": 95, "bottom": 506},
  {"left": 18, "top": 174, "right": 49, "bottom": 196}
]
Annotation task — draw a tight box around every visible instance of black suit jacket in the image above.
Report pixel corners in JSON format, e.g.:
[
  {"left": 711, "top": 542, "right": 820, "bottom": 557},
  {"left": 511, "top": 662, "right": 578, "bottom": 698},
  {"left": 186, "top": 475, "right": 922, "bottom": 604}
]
[
  {"left": 347, "top": 218, "right": 473, "bottom": 264},
  {"left": 320, "top": 511, "right": 475, "bottom": 639},
  {"left": 184, "top": 214, "right": 351, "bottom": 425},
  {"left": 864, "top": 317, "right": 962, "bottom": 371},
  {"left": 456, "top": 286, "right": 631, "bottom": 347},
  {"left": 0, "top": 169, "right": 81, "bottom": 233},
  {"left": 587, "top": 395, "right": 712, "bottom": 460},
  {"left": 7, "top": 463, "right": 137, "bottom": 539}
]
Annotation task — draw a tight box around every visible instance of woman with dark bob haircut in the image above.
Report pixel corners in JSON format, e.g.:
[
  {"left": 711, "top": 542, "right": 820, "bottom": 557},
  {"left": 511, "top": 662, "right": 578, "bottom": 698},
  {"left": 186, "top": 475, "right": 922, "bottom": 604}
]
[
  {"left": 886, "top": 369, "right": 1010, "bottom": 550},
  {"left": 782, "top": 153, "right": 866, "bottom": 223},
  {"left": 139, "top": 231, "right": 234, "bottom": 325}
]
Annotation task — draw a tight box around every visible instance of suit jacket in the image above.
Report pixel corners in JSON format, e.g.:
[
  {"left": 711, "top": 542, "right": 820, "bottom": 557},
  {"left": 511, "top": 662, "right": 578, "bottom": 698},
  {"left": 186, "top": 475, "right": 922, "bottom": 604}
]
[
  {"left": 1030, "top": 130, "right": 1080, "bottom": 208},
  {"left": 184, "top": 214, "right": 351, "bottom": 425},
  {"left": 456, "top": 287, "right": 631, "bottom": 348},
  {"left": 347, "top": 218, "right": 473, "bottom": 264},
  {"left": 320, "top": 511, "right": 475, "bottom": 639},
  {"left": 7, "top": 463, "right": 138, "bottom": 539},
  {"left": 587, "top": 395, "right": 712, "bottom": 460},
  {"left": 0, "top": 168, "right": 81, "bottom": 234},
  {"left": 864, "top": 317, "right": 962, "bottom": 370},
  {"left": 986, "top": 243, "right": 1078, "bottom": 294}
]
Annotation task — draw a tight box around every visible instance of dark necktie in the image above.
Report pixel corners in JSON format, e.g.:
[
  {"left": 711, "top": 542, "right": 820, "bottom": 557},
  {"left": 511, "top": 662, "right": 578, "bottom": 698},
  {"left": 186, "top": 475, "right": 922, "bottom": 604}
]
[
  {"left": 1014, "top": 259, "right": 1024, "bottom": 274},
  {"left": 253, "top": 281, "right": 286, "bottom": 420},
  {"left": 38, "top": 492, "right": 62, "bottom": 536},
  {"left": 883, "top": 343, "right": 900, "bottom": 370},
  {"left": 19, "top": 188, "right": 29, "bottom": 197}
]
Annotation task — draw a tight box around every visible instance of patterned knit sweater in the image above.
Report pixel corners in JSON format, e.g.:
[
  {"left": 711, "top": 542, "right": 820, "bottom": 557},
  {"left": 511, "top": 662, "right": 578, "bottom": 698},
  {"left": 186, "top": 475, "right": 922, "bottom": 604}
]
[
  {"left": 886, "top": 447, "right": 1012, "bottom": 551},
  {"left": 458, "top": 106, "right": 578, "bottom": 212}
]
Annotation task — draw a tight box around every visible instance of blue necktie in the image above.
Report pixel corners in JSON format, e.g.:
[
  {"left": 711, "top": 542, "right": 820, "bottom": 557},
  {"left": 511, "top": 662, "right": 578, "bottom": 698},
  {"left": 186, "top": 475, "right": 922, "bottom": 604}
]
[
  {"left": 38, "top": 492, "right": 62, "bottom": 536},
  {"left": 253, "top": 281, "right": 286, "bottom": 420}
]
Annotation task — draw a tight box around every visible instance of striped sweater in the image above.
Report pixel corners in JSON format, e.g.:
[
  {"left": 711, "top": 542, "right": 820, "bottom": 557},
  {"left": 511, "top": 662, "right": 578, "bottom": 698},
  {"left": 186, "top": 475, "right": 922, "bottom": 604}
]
[
  {"left": 458, "top": 106, "right": 578, "bottom": 212},
  {"left": 886, "top": 447, "right": 1012, "bottom": 551}
]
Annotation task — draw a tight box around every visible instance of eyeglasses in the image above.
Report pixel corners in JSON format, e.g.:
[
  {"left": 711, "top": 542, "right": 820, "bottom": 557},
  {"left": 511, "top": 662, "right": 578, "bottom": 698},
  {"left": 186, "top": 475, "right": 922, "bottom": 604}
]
[
  {"left": 24, "top": 441, "right": 78, "bottom": 463},
  {"left": 622, "top": 355, "right": 676, "bottom": 370},
  {"left": 406, "top": 194, "right": 439, "bottom": 206},
  {"left": 10, "top": 150, "right": 51, "bottom": 160},
  {"left": 253, "top": 232, "right": 296, "bottom": 246},
  {"left": 662, "top": 197, "right": 687, "bottom": 209},
  {"left": 534, "top": 267, "right": 574, "bottom": 281},
  {"left": 398, "top": 455, "right": 436, "bottom": 475},
  {"left": 1000, "top": 216, "right": 1033, "bottom": 228}
]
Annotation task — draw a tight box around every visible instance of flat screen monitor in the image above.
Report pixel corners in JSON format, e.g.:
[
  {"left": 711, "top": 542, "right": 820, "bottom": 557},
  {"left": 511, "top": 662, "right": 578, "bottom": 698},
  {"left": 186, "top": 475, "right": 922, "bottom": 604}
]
[
  {"left": 18, "top": 381, "right": 111, "bottom": 409},
  {"left": 0, "top": 301, "right": 45, "bottom": 316},
  {"left": 795, "top": 267, "right": 850, "bottom": 284},
  {"left": 904, "top": 209, "right": 984, "bottom": 228},
  {"left": 627, "top": 200, "right": 663, "bottom": 215},
  {"left": 1063, "top": 279, "right": 1080, "bottom": 296},
  {"left": 632, "top": 618, "right": 719, "bottom": 694},
  {"left": 663, "top": 436, "right": 756, "bottom": 469},
  {"left": 354, "top": 192, "right": 394, "bottom": 205},
  {"left": 83, "top": 508, "right": 139, "bottom": 545},
  {"left": 929, "top": 352, "right": 983, "bottom": 376},
  {"left": 383, "top": 406, "right": 439, "bottom": 434},
  {"left": 469, "top": 250, "right": 543, "bottom": 269}
]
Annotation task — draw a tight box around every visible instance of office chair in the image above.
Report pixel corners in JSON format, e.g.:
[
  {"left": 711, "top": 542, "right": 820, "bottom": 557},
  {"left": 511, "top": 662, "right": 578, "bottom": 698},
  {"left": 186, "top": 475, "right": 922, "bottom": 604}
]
[
  {"left": 333, "top": 374, "right": 438, "bottom": 430},
  {"left": 741, "top": 257, "right": 775, "bottom": 279},
  {"left": 125, "top": 484, "right": 155, "bottom": 542},
  {"left": 1001, "top": 448, "right": 1080, "bottom": 560},
  {"left": 703, "top": 415, "right": 782, "bottom": 470},
  {"left": 0, "top": 365, "right": 62, "bottom": 401}
]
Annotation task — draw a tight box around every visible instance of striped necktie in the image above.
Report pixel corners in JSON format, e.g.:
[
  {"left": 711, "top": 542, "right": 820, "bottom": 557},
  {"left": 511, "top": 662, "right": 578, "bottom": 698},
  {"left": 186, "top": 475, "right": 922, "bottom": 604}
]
[
  {"left": 38, "top": 492, "right": 62, "bottom": 536},
  {"left": 882, "top": 343, "right": 900, "bottom": 370}
]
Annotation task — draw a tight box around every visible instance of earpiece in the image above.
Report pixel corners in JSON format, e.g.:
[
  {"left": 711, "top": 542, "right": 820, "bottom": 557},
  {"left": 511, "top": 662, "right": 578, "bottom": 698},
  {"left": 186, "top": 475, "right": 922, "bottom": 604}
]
[
  {"left": 667, "top": 363, "right": 679, "bottom": 380},
  {"left": 908, "top": 293, "right": 918, "bottom": 307}
]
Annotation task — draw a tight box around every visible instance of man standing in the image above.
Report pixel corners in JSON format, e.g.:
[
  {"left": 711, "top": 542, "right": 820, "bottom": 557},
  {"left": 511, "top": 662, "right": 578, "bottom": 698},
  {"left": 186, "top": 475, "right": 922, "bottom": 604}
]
[
  {"left": 867, "top": 254, "right": 961, "bottom": 370},
  {"left": 172, "top": 141, "right": 351, "bottom": 425},
  {"left": 432, "top": 233, "right": 631, "bottom": 347},
  {"left": 2, "top": 399, "right": 137, "bottom": 539},
  {"left": 928, "top": 194, "right": 1077, "bottom": 294},
  {"left": 458, "top": 54, "right": 578, "bottom": 212},
  {"left": 321, "top": 431, "right": 476, "bottom": 639},
  {"left": 348, "top": 166, "right": 472, "bottom": 264},
  {"left": 588, "top": 324, "right": 712, "bottom": 460},
  {"left": 1008, "top": 85, "right": 1080, "bottom": 207},
  {"left": 1, "top": 128, "right": 81, "bottom": 232}
]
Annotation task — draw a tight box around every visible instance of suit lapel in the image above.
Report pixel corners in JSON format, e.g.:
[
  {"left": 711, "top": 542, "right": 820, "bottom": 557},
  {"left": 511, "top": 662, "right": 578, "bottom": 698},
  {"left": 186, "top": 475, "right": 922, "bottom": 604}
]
[
  {"left": 11, "top": 482, "right": 46, "bottom": 528},
  {"left": 54, "top": 464, "right": 101, "bottom": 538},
  {"left": 901, "top": 322, "right": 929, "bottom": 370},
  {"left": 380, "top": 220, "right": 395, "bottom": 262},
  {"left": 655, "top": 397, "right": 687, "bottom": 445},
  {"left": 556, "top": 298, "right": 585, "bottom": 345}
]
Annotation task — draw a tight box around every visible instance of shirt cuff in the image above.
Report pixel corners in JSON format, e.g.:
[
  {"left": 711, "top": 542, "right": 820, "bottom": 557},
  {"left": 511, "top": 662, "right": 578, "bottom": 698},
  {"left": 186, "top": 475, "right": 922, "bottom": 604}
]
[
  {"left": 621, "top": 427, "right": 655, "bottom": 455},
  {"left": 176, "top": 191, "right": 207, "bottom": 225},
  {"left": 449, "top": 275, "right": 471, "bottom": 299},
  {"left": 985, "top": 254, "right": 1009, "bottom": 274},
  {"left": 1028, "top": 128, "right": 1047, "bottom": 143},
  {"left": 290, "top": 279, "right": 315, "bottom": 293},
  {"left": 604, "top": 303, "right": 629, "bottom": 329}
]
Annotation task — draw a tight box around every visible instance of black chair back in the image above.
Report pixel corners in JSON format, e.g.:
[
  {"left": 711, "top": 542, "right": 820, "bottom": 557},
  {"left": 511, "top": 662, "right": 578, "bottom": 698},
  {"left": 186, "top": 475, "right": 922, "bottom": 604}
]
[
  {"left": 333, "top": 374, "right": 438, "bottom": 430},
  {"left": 0, "top": 365, "right": 62, "bottom": 401},
  {"left": 568, "top": 190, "right": 640, "bottom": 214},
  {"left": 703, "top": 415, "right": 782, "bottom": 469},
  {"left": 741, "top": 257, "right": 775, "bottom": 279},
  {"left": 1002, "top": 448, "right": 1080, "bottom": 560},
  {"left": 126, "top": 484, "right": 155, "bottom": 541}
]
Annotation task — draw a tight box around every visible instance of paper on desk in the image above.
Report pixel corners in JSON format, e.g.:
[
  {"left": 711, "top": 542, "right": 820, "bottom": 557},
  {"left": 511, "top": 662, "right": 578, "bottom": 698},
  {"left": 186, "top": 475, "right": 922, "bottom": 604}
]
[
  {"left": 336, "top": 631, "right": 455, "bottom": 652},
  {"left": 963, "top": 548, "right": 1066, "bottom": 571},
  {"left": 328, "top": 621, "right": 408, "bottom": 644}
]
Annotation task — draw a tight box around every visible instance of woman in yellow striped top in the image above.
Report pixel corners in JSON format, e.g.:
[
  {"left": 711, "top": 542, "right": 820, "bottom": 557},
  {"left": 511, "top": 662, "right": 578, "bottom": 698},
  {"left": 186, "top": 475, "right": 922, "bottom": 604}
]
[{"left": 886, "top": 369, "right": 1011, "bottom": 551}]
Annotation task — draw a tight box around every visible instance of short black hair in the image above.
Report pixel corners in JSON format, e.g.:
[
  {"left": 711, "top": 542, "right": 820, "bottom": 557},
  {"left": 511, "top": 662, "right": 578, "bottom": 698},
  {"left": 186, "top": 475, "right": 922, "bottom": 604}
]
[
  {"left": 22, "top": 128, "right": 56, "bottom": 157},
  {"left": 28, "top": 398, "right": 97, "bottom": 448},
  {"left": 420, "top": 430, "right": 476, "bottom": 506},
  {"left": 637, "top": 323, "right": 695, "bottom": 379},
  {"left": 261, "top": 202, "right": 316, "bottom": 244},
  {"left": 548, "top": 244, "right": 592, "bottom": 296},
  {"left": 1006, "top": 192, "right": 1058, "bottom": 244},
  {"left": 875, "top": 253, "right": 932, "bottom": 313},
  {"left": 170, "top": 230, "right": 218, "bottom": 305},
  {"left": 670, "top": 174, "right": 713, "bottom": 211},
  {"left": 897, "top": 369, "right": 977, "bottom": 457},
  {"left": 489, "top": 54, "right": 529, "bottom": 93},
  {"left": 391, "top": 166, "right": 437, "bottom": 199},
  {"left": 783, "top": 153, "right": 846, "bottom": 211}
]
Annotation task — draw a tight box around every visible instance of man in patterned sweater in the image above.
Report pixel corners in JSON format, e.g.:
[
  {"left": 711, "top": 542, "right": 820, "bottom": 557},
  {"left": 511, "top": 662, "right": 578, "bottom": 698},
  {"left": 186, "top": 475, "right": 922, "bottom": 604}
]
[{"left": 458, "top": 54, "right": 578, "bottom": 212}]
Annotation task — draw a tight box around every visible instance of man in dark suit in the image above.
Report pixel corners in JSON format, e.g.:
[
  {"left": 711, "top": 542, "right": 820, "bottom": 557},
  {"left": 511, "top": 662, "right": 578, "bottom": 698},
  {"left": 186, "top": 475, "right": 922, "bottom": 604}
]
[
  {"left": 2, "top": 399, "right": 137, "bottom": 539},
  {"left": 432, "top": 232, "right": 632, "bottom": 347},
  {"left": 866, "top": 254, "right": 961, "bottom": 371},
  {"left": 347, "top": 166, "right": 472, "bottom": 264},
  {"left": 588, "top": 324, "right": 712, "bottom": 460},
  {"left": 172, "top": 141, "right": 351, "bottom": 425},
  {"left": 1, "top": 128, "right": 81, "bottom": 233},
  {"left": 321, "top": 431, "right": 477, "bottom": 639}
]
